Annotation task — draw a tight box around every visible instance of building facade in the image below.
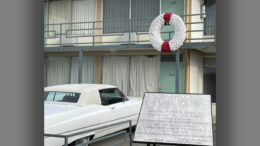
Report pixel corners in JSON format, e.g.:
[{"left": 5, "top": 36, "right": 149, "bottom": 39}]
[{"left": 43, "top": 0, "right": 216, "bottom": 104}]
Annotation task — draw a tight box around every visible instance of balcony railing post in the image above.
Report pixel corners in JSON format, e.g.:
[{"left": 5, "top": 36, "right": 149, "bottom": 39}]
[
  {"left": 93, "top": 22, "right": 95, "bottom": 48},
  {"left": 129, "top": 120, "right": 132, "bottom": 146},
  {"left": 128, "top": 19, "right": 131, "bottom": 47},
  {"left": 43, "top": 13, "right": 216, "bottom": 50},
  {"left": 78, "top": 49, "right": 83, "bottom": 83},
  {"left": 64, "top": 136, "right": 68, "bottom": 146},
  {"left": 60, "top": 24, "right": 62, "bottom": 50}
]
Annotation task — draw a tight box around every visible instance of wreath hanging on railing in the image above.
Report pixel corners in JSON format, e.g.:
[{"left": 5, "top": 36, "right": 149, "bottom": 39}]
[{"left": 149, "top": 13, "right": 186, "bottom": 52}]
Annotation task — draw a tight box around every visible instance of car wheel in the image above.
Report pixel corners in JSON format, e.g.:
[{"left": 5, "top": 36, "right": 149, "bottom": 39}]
[{"left": 70, "top": 137, "right": 90, "bottom": 146}]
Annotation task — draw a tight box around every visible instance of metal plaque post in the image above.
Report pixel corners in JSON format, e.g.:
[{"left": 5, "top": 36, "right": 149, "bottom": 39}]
[{"left": 175, "top": 49, "right": 180, "bottom": 93}]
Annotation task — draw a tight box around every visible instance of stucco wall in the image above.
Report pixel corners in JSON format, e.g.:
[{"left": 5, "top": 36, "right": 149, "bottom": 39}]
[
  {"left": 191, "top": 0, "right": 204, "bottom": 42},
  {"left": 189, "top": 52, "right": 203, "bottom": 93}
]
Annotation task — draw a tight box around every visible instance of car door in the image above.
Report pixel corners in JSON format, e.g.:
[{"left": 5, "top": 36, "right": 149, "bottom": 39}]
[{"left": 99, "top": 88, "right": 132, "bottom": 122}]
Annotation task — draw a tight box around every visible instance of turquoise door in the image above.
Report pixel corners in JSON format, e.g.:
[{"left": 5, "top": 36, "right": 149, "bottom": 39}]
[
  {"left": 160, "top": 61, "right": 184, "bottom": 93},
  {"left": 161, "top": 0, "right": 185, "bottom": 40}
]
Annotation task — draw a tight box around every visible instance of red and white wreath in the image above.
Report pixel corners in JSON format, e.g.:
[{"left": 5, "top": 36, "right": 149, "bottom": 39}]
[{"left": 149, "top": 13, "right": 186, "bottom": 52}]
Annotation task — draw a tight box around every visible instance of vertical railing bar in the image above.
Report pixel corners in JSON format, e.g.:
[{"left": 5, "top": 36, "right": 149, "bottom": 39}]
[
  {"left": 93, "top": 22, "right": 95, "bottom": 48},
  {"left": 128, "top": 19, "right": 131, "bottom": 48},
  {"left": 64, "top": 136, "right": 68, "bottom": 146},
  {"left": 129, "top": 120, "right": 132, "bottom": 146},
  {"left": 43, "top": 13, "right": 216, "bottom": 50},
  {"left": 124, "top": 132, "right": 128, "bottom": 145},
  {"left": 59, "top": 24, "right": 62, "bottom": 50}
]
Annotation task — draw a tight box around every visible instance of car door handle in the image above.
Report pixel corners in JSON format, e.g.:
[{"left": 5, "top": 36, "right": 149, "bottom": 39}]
[{"left": 111, "top": 106, "right": 116, "bottom": 110}]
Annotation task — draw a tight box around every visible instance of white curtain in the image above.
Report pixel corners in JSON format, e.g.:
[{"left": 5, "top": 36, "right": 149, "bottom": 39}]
[
  {"left": 70, "top": 56, "right": 79, "bottom": 84},
  {"left": 72, "top": 0, "right": 96, "bottom": 35},
  {"left": 46, "top": 56, "right": 70, "bottom": 86},
  {"left": 129, "top": 56, "right": 160, "bottom": 97},
  {"left": 48, "top": 0, "right": 96, "bottom": 36},
  {"left": 70, "top": 56, "right": 95, "bottom": 83},
  {"left": 48, "top": 0, "right": 71, "bottom": 24},
  {"left": 101, "top": 56, "right": 130, "bottom": 95},
  {"left": 101, "top": 55, "right": 160, "bottom": 97},
  {"left": 48, "top": 0, "right": 71, "bottom": 35}
]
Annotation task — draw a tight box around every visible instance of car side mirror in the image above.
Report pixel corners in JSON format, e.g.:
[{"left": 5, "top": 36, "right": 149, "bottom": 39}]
[{"left": 124, "top": 96, "right": 129, "bottom": 102}]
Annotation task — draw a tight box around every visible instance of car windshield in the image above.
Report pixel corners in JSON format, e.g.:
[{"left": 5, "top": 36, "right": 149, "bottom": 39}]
[{"left": 44, "top": 91, "right": 80, "bottom": 103}]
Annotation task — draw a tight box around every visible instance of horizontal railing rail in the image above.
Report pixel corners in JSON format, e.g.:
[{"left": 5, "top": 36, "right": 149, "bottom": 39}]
[
  {"left": 44, "top": 120, "right": 133, "bottom": 146},
  {"left": 44, "top": 13, "right": 216, "bottom": 49}
]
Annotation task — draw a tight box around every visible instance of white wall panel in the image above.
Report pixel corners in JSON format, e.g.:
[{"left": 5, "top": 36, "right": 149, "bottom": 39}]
[{"left": 189, "top": 53, "right": 203, "bottom": 93}]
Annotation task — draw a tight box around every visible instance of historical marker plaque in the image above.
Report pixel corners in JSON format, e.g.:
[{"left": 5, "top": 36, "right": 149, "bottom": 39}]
[{"left": 133, "top": 93, "right": 213, "bottom": 145}]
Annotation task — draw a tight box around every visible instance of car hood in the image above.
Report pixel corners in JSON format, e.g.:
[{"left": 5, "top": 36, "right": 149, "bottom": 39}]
[
  {"left": 127, "top": 96, "right": 142, "bottom": 101},
  {"left": 44, "top": 103, "right": 81, "bottom": 117}
]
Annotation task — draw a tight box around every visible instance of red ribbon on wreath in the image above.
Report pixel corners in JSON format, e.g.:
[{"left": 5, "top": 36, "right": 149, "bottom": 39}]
[
  {"left": 161, "top": 41, "right": 172, "bottom": 52},
  {"left": 163, "top": 13, "right": 172, "bottom": 25},
  {"left": 161, "top": 13, "right": 173, "bottom": 52}
]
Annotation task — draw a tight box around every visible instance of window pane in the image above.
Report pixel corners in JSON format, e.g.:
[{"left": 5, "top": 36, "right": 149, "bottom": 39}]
[
  {"left": 48, "top": 0, "right": 71, "bottom": 24},
  {"left": 203, "top": 57, "right": 216, "bottom": 103},
  {"left": 45, "top": 91, "right": 55, "bottom": 101},
  {"left": 129, "top": 55, "right": 160, "bottom": 97},
  {"left": 46, "top": 56, "right": 70, "bottom": 86},
  {"left": 131, "top": 0, "right": 160, "bottom": 32},
  {"left": 99, "top": 88, "right": 123, "bottom": 105},
  {"left": 204, "top": 0, "right": 216, "bottom": 35},
  {"left": 71, "top": 0, "right": 96, "bottom": 36},
  {"left": 48, "top": 0, "right": 71, "bottom": 34},
  {"left": 44, "top": 91, "right": 80, "bottom": 103},
  {"left": 54, "top": 92, "right": 69, "bottom": 101},
  {"left": 70, "top": 55, "right": 95, "bottom": 84},
  {"left": 101, "top": 56, "right": 130, "bottom": 95},
  {"left": 103, "top": 0, "right": 129, "bottom": 33}
]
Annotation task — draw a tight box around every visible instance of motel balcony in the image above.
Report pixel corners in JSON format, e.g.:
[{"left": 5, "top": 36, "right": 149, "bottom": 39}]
[{"left": 44, "top": 13, "right": 216, "bottom": 53}]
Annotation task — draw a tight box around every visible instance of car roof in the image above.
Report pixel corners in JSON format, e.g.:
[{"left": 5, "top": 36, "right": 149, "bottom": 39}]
[{"left": 44, "top": 84, "right": 117, "bottom": 93}]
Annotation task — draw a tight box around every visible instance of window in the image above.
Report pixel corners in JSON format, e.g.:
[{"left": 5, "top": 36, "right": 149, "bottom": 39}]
[
  {"left": 103, "top": 0, "right": 160, "bottom": 33},
  {"left": 131, "top": 0, "right": 160, "bottom": 32},
  {"left": 46, "top": 56, "right": 70, "bottom": 86},
  {"left": 99, "top": 88, "right": 126, "bottom": 105},
  {"left": 47, "top": 0, "right": 96, "bottom": 35},
  {"left": 45, "top": 91, "right": 55, "bottom": 101},
  {"left": 103, "top": 0, "right": 129, "bottom": 33},
  {"left": 44, "top": 91, "right": 81, "bottom": 103},
  {"left": 44, "top": 55, "right": 95, "bottom": 86},
  {"left": 203, "top": 57, "right": 216, "bottom": 103},
  {"left": 101, "top": 55, "right": 160, "bottom": 97},
  {"left": 203, "top": 0, "right": 216, "bottom": 35}
]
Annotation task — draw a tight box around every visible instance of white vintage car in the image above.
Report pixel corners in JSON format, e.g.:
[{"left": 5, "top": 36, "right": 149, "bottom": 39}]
[{"left": 44, "top": 84, "right": 142, "bottom": 146}]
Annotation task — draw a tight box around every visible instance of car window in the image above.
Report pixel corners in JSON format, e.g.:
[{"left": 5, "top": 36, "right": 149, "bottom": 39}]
[
  {"left": 99, "top": 88, "right": 125, "bottom": 105},
  {"left": 44, "top": 91, "right": 80, "bottom": 103},
  {"left": 45, "top": 91, "right": 55, "bottom": 101}
]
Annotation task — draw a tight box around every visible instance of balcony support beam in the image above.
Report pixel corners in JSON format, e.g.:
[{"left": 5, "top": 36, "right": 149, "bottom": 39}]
[
  {"left": 186, "top": 0, "right": 192, "bottom": 42},
  {"left": 95, "top": 54, "right": 101, "bottom": 84},
  {"left": 184, "top": 50, "right": 190, "bottom": 93},
  {"left": 78, "top": 49, "right": 83, "bottom": 83},
  {"left": 44, "top": 42, "right": 215, "bottom": 52}
]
